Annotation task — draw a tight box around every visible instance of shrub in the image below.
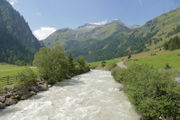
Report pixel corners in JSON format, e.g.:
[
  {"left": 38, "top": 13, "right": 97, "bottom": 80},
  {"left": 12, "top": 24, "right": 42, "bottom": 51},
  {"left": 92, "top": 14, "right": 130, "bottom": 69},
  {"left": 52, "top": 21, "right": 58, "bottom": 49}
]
[
  {"left": 151, "top": 53, "right": 156, "bottom": 56},
  {"left": 128, "top": 54, "right": 131, "bottom": 59},
  {"left": 75, "top": 56, "right": 90, "bottom": 75},
  {"left": 107, "top": 62, "right": 116, "bottom": 70},
  {"left": 101, "top": 61, "right": 106, "bottom": 67},
  {"left": 111, "top": 64, "right": 180, "bottom": 119},
  {"left": 17, "top": 68, "right": 37, "bottom": 85},
  {"left": 133, "top": 59, "right": 139, "bottom": 61},
  {"left": 165, "top": 63, "right": 171, "bottom": 69}
]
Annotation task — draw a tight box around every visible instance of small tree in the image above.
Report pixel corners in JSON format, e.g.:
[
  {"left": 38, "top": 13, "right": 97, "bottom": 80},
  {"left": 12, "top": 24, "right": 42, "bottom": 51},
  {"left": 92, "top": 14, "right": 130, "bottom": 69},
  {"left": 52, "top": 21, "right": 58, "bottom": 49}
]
[
  {"left": 165, "top": 63, "right": 171, "bottom": 69},
  {"left": 128, "top": 54, "right": 131, "bottom": 59},
  {"left": 163, "top": 41, "right": 168, "bottom": 50},
  {"left": 33, "top": 43, "right": 68, "bottom": 84},
  {"left": 68, "top": 51, "right": 75, "bottom": 76},
  {"left": 75, "top": 55, "right": 90, "bottom": 74},
  {"left": 101, "top": 61, "right": 106, "bottom": 67}
]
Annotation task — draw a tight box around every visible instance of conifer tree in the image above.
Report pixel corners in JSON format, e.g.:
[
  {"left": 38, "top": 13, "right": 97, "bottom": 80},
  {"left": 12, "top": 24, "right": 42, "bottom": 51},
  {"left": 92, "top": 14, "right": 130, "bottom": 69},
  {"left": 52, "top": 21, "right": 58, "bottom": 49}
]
[
  {"left": 163, "top": 41, "right": 168, "bottom": 50},
  {"left": 68, "top": 51, "right": 75, "bottom": 76}
]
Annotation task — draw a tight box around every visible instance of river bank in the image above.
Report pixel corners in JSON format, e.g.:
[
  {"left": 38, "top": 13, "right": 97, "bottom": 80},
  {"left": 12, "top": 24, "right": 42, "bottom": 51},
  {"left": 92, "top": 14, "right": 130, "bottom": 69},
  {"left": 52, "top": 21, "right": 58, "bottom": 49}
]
[{"left": 0, "top": 78, "right": 52, "bottom": 110}]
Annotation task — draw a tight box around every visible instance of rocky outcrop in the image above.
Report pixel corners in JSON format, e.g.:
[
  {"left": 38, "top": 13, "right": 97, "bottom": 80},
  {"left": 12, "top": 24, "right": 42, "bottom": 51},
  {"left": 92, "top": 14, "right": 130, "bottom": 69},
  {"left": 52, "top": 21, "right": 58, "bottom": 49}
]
[{"left": 0, "top": 78, "right": 52, "bottom": 110}]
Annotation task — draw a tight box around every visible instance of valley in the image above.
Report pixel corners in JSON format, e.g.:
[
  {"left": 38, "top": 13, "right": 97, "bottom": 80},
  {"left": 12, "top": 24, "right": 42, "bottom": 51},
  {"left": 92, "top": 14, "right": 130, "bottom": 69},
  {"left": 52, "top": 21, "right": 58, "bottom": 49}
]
[{"left": 0, "top": 0, "right": 180, "bottom": 119}]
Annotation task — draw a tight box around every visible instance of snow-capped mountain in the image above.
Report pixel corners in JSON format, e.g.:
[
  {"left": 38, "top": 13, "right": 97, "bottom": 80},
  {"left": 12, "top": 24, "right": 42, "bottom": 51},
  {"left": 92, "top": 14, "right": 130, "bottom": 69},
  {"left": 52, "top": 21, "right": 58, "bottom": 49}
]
[{"left": 77, "top": 23, "right": 101, "bottom": 29}]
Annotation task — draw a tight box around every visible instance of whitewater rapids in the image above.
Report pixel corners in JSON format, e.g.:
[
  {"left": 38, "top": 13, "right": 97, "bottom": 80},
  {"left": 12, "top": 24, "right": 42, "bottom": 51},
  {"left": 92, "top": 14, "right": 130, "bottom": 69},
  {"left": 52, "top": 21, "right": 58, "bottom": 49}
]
[{"left": 0, "top": 70, "right": 140, "bottom": 120}]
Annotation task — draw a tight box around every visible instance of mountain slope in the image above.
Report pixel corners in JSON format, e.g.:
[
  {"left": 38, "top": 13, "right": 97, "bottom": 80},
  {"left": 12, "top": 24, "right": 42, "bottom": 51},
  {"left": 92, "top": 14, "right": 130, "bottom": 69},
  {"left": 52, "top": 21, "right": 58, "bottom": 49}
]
[
  {"left": 43, "top": 19, "right": 131, "bottom": 47},
  {"left": 43, "top": 7, "right": 180, "bottom": 62},
  {"left": 0, "top": 0, "right": 42, "bottom": 64}
]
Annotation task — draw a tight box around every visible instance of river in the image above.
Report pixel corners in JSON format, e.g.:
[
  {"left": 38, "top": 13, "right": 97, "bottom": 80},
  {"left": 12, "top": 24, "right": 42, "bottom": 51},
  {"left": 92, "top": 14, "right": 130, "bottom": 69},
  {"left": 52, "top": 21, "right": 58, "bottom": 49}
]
[{"left": 0, "top": 70, "right": 140, "bottom": 120}]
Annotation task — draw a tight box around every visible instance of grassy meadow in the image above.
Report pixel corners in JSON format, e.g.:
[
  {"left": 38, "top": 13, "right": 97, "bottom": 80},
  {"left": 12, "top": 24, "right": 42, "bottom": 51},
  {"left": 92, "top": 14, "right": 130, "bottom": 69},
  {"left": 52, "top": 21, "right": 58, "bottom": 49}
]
[
  {"left": 0, "top": 65, "right": 28, "bottom": 78},
  {"left": 117, "top": 49, "right": 180, "bottom": 69},
  {"left": 0, "top": 64, "right": 38, "bottom": 87},
  {"left": 89, "top": 59, "right": 120, "bottom": 67}
]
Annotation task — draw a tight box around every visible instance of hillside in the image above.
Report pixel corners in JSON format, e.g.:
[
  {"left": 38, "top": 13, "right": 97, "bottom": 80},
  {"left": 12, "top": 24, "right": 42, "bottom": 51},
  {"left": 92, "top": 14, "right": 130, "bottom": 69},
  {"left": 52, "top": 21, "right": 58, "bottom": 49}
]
[
  {"left": 43, "top": 7, "right": 180, "bottom": 62},
  {"left": 126, "top": 7, "right": 180, "bottom": 52},
  {"left": 118, "top": 49, "right": 180, "bottom": 69},
  {"left": 43, "top": 20, "right": 131, "bottom": 47},
  {"left": 0, "top": 0, "right": 42, "bottom": 64},
  {"left": 43, "top": 20, "right": 133, "bottom": 61}
]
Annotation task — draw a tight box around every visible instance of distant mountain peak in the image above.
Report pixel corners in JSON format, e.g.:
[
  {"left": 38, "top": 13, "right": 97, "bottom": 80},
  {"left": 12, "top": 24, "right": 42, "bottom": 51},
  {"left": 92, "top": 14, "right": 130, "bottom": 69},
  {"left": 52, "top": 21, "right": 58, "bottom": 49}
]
[
  {"left": 77, "top": 23, "right": 101, "bottom": 29},
  {"left": 111, "top": 19, "right": 125, "bottom": 25}
]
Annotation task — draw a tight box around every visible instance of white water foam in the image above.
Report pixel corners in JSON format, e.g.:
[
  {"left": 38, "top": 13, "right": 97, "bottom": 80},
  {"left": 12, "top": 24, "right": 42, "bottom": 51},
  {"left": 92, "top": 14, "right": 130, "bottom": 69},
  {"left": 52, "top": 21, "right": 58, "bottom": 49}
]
[{"left": 0, "top": 70, "right": 141, "bottom": 120}]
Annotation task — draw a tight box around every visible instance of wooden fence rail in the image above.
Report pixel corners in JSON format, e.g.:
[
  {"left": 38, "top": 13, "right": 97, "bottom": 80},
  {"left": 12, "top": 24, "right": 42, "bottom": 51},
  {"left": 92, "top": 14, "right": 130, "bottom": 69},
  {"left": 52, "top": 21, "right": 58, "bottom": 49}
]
[{"left": 0, "top": 75, "right": 17, "bottom": 85}]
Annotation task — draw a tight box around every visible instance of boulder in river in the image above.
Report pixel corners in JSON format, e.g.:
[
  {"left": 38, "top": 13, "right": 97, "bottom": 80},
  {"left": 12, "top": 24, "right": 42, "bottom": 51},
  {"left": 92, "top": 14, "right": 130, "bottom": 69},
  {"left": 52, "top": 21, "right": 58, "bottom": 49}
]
[
  {"left": 0, "top": 96, "right": 5, "bottom": 103},
  {"left": 65, "top": 75, "right": 71, "bottom": 79},
  {"left": 38, "top": 84, "right": 48, "bottom": 91},
  {"left": 21, "top": 93, "right": 32, "bottom": 100},
  {"left": 30, "top": 86, "right": 39, "bottom": 92},
  {"left": 5, "top": 98, "right": 18, "bottom": 106},
  {"left": 0, "top": 102, "right": 6, "bottom": 109},
  {"left": 30, "top": 91, "right": 37, "bottom": 96}
]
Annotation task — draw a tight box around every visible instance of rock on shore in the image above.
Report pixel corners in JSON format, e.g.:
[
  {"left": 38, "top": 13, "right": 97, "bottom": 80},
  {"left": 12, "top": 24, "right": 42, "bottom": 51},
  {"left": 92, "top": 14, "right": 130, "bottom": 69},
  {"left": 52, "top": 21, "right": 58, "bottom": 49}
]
[{"left": 0, "top": 78, "right": 52, "bottom": 110}]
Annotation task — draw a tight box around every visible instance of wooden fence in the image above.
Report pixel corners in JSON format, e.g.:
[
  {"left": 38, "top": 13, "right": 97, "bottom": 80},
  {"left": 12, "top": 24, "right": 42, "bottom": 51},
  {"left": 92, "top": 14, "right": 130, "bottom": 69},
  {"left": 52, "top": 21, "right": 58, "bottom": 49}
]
[{"left": 0, "top": 75, "right": 17, "bottom": 85}]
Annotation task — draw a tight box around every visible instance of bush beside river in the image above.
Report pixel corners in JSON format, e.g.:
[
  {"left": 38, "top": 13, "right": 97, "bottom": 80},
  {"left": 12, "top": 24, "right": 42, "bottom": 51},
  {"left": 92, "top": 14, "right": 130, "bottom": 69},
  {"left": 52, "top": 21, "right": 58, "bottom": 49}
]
[{"left": 111, "top": 64, "right": 180, "bottom": 119}]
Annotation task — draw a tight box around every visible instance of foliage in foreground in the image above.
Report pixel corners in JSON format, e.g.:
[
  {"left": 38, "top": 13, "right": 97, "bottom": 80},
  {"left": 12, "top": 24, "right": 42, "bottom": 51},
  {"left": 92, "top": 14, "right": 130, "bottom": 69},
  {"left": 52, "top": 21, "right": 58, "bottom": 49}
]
[
  {"left": 111, "top": 64, "right": 180, "bottom": 119},
  {"left": 17, "top": 68, "right": 37, "bottom": 85}
]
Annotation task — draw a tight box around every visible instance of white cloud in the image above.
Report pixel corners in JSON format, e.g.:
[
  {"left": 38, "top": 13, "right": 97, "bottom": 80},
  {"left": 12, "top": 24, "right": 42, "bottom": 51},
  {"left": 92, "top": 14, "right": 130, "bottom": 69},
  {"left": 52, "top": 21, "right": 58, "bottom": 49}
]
[
  {"left": 139, "top": 0, "right": 143, "bottom": 6},
  {"left": 9, "top": 0, "right": 18, "bottom": 6},
  {"left": 33, "top": 27, "right": 57, "bottom": 40},
  {"left": 36, "top": 12, "right": 41, "bottom": 17},
  {"left": 91, "top": 20, "right": 107, "bottom": 25}
]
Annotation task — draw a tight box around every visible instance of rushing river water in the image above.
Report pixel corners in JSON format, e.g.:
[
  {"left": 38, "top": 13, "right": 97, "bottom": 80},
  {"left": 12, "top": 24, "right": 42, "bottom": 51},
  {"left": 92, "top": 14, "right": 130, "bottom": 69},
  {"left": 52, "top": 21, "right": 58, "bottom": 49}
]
[{"left": 0, "top": 70, "right": 140, "bottom": 120}]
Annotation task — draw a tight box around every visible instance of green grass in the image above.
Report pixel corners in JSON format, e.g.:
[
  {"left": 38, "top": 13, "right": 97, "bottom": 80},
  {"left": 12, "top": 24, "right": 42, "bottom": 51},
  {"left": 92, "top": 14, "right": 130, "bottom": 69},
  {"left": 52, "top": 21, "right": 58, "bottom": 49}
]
[
  {"left": 0, "top": 65, "right": 28, "bottom": 77},
  {"left": 89, "top": 59, "right": 120, "bottom": 67},
  {"left": 0, "top": 65, "right": 38, "bottom": 87},
  {"left": 126, "top": 50, "right": 180, "bottom": 69}
]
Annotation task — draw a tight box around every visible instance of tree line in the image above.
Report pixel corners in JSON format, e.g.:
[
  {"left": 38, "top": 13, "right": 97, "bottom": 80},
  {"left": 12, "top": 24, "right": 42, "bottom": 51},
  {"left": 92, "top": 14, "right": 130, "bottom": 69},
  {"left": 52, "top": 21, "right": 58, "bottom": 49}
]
[{"left": 164, "top": 36, "right": 180, "bottom": 51}]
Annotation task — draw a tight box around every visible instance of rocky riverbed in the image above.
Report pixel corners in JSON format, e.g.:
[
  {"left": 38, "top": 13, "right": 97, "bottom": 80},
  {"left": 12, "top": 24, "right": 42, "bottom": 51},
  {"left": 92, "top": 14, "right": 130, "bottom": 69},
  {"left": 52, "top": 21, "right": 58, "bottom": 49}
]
[{"left": 0, "top": 79, "right": 52, "bottom": 110}]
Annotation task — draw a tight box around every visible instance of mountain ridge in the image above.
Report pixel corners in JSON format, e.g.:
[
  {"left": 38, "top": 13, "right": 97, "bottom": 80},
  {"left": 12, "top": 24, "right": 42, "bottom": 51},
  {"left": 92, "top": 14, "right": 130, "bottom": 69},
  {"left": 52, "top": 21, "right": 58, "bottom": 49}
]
[
  {"left": 43, "top": 7, "right": 180, "bottom": 62},
  {"left": 0, "top": 0, "right": 42, "bottom": 64}
]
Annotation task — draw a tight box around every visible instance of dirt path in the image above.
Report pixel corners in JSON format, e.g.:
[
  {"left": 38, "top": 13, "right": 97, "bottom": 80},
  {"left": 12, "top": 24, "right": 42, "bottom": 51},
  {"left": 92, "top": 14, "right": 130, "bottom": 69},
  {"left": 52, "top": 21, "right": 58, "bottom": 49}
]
[{"left": 117, "top": 61, "right": 127, "bottom": 69}]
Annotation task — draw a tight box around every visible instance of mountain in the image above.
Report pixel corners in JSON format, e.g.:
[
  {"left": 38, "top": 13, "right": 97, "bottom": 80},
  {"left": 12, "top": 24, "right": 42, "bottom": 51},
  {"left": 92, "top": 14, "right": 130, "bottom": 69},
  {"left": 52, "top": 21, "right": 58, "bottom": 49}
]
[
  {"left": 43, "top": 7, "right": 180, "bottom": 62},
  {"left": 0, "top": 0, "right": 42, "bottom": 64},
  {"left": 77, "top": 23, "right": 101, "bottom": 29},
  {"left": 43, "top": 19, "right": 132, "bottom": 47}
]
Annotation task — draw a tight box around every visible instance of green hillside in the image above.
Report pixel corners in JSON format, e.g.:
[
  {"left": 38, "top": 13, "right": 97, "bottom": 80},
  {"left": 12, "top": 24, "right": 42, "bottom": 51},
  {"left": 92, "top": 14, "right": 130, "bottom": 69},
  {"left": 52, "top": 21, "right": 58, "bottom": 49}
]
[
  {"left": 43, "top": 7, "right": 180, "bottom": 62},
  {"left": 43, "top": 20, "right": 131, "bottom": 47},
  {"left": 0, "top": 0, "right": 42, "bottom": 64},
  {"left": 125, "top": 49, "right": 180, "bottom": 69}
]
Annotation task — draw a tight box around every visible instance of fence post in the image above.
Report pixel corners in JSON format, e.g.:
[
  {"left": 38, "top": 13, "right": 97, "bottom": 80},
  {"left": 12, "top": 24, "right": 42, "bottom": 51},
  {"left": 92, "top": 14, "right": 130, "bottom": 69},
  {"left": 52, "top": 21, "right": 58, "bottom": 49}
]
[
  {"left": 7, "top": 75, "right": 9, "bottom": 84},
  {"left": 16, "top": 75, "right": 17, "bottom": 81}
]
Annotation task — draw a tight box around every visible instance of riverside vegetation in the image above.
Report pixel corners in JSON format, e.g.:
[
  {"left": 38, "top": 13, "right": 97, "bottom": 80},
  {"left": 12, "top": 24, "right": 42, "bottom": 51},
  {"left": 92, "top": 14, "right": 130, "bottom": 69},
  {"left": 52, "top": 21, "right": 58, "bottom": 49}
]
[
  {"left": 0, "top": 43, "right": 90, "bottom": 109},
  {"left": 111, "top": 64, "right": 180, "bottom": 119}
]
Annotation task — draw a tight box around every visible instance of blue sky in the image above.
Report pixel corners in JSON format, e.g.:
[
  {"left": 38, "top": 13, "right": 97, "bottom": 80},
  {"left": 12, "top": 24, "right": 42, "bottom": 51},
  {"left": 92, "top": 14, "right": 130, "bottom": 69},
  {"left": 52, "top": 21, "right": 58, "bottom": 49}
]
[{"left": 8, "top": 0, "right": 180, "bottom": 40}]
